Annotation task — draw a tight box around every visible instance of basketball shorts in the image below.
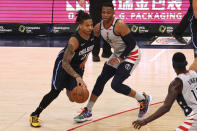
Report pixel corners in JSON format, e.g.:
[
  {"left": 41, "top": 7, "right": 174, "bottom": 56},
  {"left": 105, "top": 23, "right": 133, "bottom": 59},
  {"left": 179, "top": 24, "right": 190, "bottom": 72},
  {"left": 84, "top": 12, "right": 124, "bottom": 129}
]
[
  {"left": 106, "top": 47, "right": 141, "bottom": 75},
  {"left": 51, "top": 50, "right": 84, "bottom": 91},
  {"left": 175, "top": 112, "right": 197, "bottom": 131}
]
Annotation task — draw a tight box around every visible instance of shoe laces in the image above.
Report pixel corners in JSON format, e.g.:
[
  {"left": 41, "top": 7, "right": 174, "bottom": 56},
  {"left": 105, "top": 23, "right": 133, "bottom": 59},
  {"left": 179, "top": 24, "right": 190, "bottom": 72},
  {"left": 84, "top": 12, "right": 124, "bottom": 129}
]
[
  {"left": 138, "top": 97, "right": 148, "bottom": 110},
  {"left": 139, "top": 101, "right": 145, "bottom": 110},
  {"left": 77, "top": 108, "right": 86, "bottom": 115}
]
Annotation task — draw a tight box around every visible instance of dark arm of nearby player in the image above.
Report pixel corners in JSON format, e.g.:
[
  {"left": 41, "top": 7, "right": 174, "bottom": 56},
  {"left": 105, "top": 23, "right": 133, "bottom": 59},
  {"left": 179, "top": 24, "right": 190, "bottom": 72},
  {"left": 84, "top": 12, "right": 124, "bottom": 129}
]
[
  {"left": 132, "top": 78, "right": 183, "bottom": 130},
  {"left": 193, "top": 0, "right": 197, "bottom": 19},
  {"left": 116, "top": 20, "right": 136, "bottom": 61},
  {"left": 62, "top": 37, "right": 87, "bottom": 87}
]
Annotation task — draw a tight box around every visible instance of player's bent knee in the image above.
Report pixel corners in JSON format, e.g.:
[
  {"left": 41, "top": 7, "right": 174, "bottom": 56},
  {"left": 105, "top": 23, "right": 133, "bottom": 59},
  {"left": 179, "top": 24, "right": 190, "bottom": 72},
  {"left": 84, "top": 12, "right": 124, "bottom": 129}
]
[{"left": 111, "top": 80, "right": 122, "bottom": 93}]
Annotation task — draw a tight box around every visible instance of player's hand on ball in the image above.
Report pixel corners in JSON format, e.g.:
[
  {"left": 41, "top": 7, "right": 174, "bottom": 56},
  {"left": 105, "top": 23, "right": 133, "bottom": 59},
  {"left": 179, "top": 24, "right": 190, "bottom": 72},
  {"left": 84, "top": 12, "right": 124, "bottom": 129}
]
[
  {"left": 132, "top": 120, "right": 147, "bottom": 129},
  {"left": 76, "top": 77, "right": 87, "bottom": 88}
]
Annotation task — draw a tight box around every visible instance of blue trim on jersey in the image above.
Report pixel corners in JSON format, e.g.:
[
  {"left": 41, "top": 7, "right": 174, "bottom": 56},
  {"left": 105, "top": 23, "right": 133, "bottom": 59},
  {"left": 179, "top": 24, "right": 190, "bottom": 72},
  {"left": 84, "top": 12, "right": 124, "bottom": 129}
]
[
  {"left": 57, "top": 49, "right": 64, "bottom": 58},
  {"left": 52, "top": 60, "right": 62, "bottom": 90}
]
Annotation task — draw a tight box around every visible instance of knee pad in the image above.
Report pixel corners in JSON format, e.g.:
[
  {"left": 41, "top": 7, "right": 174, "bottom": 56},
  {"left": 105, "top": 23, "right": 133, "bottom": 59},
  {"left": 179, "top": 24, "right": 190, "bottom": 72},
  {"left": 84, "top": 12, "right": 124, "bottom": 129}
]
[
  {"left": 92, "top": 63, "right": 116, "bottom": 96},
  {"left": 111, "top": 74, "right": 131, "bottom": 95},
  {"left": 111, "top": 79, "right": 122, "bottom": 93}
]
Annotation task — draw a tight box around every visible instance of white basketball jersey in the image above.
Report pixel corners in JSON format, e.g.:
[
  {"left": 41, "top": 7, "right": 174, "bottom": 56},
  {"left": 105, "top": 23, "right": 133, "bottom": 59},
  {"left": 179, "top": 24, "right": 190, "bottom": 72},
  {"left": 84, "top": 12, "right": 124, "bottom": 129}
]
[
  {"left": 100, "top": 18, "right": 139, "bottom": 57},
  {"left": 177, "top": 70, "right": 197, "bottom": 116}
]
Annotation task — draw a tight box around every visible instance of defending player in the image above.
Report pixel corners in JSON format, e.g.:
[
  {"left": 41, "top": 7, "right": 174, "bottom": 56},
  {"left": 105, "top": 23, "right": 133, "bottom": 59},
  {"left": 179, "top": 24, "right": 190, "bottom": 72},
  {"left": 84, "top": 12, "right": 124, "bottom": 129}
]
[{"left": 74, "top": 2, "right": 151, "bottom": 122}]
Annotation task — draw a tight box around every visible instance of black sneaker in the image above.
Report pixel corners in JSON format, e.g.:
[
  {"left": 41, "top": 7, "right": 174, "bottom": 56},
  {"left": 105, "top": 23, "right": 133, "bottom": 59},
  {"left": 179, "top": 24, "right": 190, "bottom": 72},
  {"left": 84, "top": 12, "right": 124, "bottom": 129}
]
[
  {"left": 172, "top": 33, "right": 187, "bottom": 44},
  {"left": 138, "top": 93, "right": 151, "bottom": 118},
  {"left": 92, "top": 55, "right": 100, "bottom": 62}
]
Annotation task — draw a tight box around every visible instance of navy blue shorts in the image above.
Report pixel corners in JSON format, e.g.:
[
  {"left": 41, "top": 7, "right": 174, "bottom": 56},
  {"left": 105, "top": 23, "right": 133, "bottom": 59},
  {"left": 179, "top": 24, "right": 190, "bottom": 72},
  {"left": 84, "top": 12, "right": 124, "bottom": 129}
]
[{"left": 51, "top": 51, "right": 84, "bottom": 91}]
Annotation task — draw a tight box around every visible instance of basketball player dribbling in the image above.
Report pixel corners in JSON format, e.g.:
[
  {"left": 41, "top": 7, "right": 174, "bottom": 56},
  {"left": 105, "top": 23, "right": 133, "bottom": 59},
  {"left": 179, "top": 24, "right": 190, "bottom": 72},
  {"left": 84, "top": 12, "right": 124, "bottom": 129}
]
[
  {"left": 189, "top": 0, "right": 197, "bottom": 71},
  {"left": 74, "top": 2, "right": 151, "bottom": 122},
  {"left": 29, "top": 10, "right": 95, "bottom": 127},
  {"left": 133, "top": 52, "right": 197, "bottom": 131}
]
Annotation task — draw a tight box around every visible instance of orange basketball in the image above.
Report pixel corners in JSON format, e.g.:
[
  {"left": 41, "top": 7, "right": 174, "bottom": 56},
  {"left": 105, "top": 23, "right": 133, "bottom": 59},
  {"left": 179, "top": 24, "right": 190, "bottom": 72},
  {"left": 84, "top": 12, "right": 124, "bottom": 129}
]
[{"left": 71, "top": 86, "right": 89, "bottom": 103}]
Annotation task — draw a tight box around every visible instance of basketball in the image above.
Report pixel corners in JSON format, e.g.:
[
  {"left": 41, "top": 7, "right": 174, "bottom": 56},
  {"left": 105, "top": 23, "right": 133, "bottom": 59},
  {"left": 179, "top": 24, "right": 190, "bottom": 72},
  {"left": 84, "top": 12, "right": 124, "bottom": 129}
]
[{"left": 71, "top": 86, "right": 89, "bottom": 103}]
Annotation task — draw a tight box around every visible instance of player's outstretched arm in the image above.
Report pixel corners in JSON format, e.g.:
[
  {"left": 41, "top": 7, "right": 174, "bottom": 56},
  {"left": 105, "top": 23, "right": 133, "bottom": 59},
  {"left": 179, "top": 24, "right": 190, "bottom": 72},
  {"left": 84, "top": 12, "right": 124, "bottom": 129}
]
[{"left": 132, "top": 78, "right": 183, "bottom": 130}]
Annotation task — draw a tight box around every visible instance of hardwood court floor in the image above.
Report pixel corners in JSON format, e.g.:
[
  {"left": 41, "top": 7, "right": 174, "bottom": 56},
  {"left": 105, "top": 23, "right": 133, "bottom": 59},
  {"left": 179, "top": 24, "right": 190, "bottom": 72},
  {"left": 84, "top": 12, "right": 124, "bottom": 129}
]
[{"left": 0, "top": 47, "right": 194, "bottom": 131}]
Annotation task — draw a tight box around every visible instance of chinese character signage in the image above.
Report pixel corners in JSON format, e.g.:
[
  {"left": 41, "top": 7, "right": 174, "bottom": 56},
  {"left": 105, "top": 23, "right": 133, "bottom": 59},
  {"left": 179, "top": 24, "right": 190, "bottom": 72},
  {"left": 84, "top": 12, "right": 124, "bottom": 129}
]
[
  {"left": 0, "top": 0, "right": 190, "bottom": 35},
  {"left": 0, "top": 0, "right": 190, "bottom": 23}
]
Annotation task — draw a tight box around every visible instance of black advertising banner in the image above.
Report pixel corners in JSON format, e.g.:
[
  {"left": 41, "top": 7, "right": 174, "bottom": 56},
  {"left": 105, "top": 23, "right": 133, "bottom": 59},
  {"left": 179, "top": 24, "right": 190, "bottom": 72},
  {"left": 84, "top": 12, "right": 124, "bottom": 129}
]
[
  {"left": 0, "top": 23, "right": 49, "bottom": 35},
  {"left": 0, "top": 23, "right": 190, "bottom": 36},
  {"left": 52, "top": 23, "right": 78, "bottom": 34}
]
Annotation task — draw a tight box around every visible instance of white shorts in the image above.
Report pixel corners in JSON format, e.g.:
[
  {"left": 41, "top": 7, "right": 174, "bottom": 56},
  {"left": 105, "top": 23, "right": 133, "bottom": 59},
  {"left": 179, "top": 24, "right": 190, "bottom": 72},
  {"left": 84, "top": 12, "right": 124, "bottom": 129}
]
[
  {"left": 175, "top": 113, "right": 197, "bottom": 131},
  {"left": 106, "top": 48, "right": 141, "bottom": 74}
]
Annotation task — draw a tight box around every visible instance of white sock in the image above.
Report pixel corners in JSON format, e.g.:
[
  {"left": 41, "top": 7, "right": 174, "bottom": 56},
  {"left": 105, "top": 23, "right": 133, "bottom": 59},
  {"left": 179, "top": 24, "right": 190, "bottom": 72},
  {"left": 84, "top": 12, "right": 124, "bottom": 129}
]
[
  {"left": 86, "top": 101, "right": 95, "bottom": 111},
  {"left": 134, "top": 93, "right": 145, "bottom": 101}
]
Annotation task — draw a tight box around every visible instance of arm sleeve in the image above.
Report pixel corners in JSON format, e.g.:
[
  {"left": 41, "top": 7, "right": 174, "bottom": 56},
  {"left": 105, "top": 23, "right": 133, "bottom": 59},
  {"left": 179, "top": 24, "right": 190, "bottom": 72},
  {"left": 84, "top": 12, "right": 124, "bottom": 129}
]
[{"left": 119, "top": 32, "right": 136, "bottom": 59}]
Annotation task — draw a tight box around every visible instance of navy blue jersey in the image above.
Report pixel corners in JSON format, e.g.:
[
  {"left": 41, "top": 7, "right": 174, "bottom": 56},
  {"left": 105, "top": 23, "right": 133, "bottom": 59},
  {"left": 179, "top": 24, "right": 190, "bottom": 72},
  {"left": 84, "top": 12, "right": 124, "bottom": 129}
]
[{"left": 60, "top": 31, "right": 94, "bottom": 68}]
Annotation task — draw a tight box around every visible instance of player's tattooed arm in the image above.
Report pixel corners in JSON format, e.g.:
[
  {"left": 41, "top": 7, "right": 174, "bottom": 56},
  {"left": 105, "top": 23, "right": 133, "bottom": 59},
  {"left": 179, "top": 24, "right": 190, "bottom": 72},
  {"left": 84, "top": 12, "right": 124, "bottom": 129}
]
[
  {"left": 193, "top": 0, "right": 197, "bottom": 19},
  {"left": 62, "top": 37, "right": 80, "bottom": 78}
]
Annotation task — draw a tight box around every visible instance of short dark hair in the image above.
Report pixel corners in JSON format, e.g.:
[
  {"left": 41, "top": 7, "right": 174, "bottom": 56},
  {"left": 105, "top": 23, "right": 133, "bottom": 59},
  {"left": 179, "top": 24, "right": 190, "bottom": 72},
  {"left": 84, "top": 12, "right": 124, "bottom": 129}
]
[
  {"left": 172, "top": 52, "right": 187, "bottom": 68},
  {"left": 102, "top": 2, "right": 114, "bottom": 9},
  {"left": 76, "top": 10, "right": 91, "bottom": 24}
]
